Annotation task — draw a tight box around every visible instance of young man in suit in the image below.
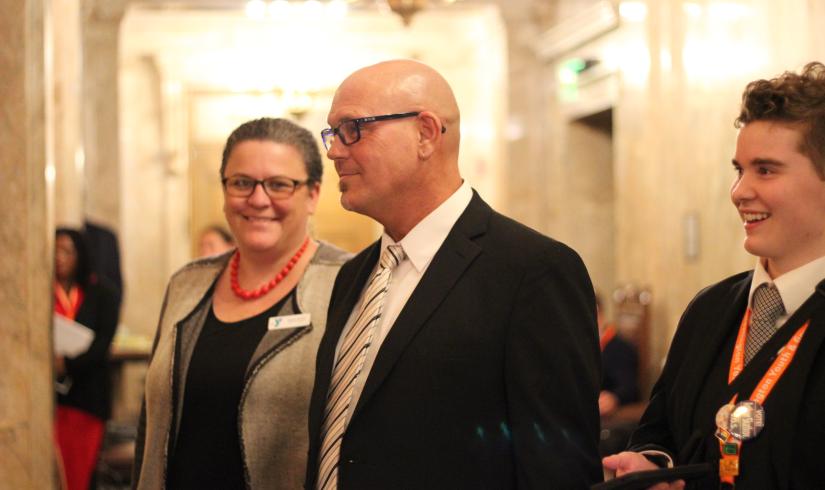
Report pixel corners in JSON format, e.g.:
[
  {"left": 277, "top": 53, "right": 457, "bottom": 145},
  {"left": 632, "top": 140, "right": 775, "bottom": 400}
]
[
  {"left": 307, "top": 59, "right": 602, "bottom": 489},
  {"left": 603, "top": 62, "right": 825, "bottom": 489}
]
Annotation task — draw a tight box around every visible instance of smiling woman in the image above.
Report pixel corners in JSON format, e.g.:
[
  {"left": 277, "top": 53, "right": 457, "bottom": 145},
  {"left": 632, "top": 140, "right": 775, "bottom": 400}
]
[{"left": 133, "top": 118, "right": 350, "bottom": 490}]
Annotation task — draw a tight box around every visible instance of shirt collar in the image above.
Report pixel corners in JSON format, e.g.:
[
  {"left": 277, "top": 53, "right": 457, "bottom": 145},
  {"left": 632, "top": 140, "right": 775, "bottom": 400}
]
[
  {"left": 379, "top": 181, "right": 473, "bottom": 273},
  {"left": 750, "top": 255, "right": 825, "bottom": 316}
]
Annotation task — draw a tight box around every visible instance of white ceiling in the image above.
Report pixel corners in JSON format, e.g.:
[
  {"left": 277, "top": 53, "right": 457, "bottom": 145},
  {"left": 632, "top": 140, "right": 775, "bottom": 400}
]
[{"left": 121, "top": 1, "right": 506, "bottom": 93}]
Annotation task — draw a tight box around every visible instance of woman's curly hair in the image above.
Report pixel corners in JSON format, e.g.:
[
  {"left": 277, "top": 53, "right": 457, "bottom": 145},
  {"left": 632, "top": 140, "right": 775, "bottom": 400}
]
[{"left": 735, "top": 62, "right": 825, "bottom": 177}]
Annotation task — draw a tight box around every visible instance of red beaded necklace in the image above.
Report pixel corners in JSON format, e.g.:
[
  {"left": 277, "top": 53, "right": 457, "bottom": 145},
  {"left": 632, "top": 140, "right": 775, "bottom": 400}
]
[{"left": 230, "top": 236, "right": 311, "bottom": 300}]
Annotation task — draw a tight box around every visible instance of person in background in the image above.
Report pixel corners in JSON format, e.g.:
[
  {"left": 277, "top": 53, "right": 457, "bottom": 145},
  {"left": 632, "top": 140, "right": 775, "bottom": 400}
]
[
  {"left": 197, "top": 224, "right": 235, "bottom": 258},
  {"left": 83, "top": 220, "right": 124, "bottom": 307},
  {"left": 133, "top": 117, "right": 350, "bottom": 490},
  {"left": 306, "top": 59, "right": 602, "bottom": 490},
  {"left": 596, "top": 293, "right": 641, "bottom": 457},
  {"left": 603, "top": 62, "right": 825, "bottom": 489},
  {"left": 597, "top": 293, "right": 640, "bottom": 419},
  {"left": 53, "top": 227, "right": 120, "bottom": 490}
]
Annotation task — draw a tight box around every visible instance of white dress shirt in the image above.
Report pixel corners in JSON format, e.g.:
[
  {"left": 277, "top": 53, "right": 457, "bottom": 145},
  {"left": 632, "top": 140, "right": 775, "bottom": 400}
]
[
  {"left": 335, "top": 181, "right": 473, "bottom": 424},
  {"left": 749, "top": 255, "right": 825, "bottom": 327}
]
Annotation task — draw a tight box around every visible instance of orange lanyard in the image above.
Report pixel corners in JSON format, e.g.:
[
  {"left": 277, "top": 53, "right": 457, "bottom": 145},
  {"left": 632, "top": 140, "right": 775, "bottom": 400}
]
[
  {"left": 718, "top": 308, "right": 809, "bottom": 485},
  {"left": 54, "top": 282, "right": 82, "bottom": 320},
  {"left": 728, "top": 309, "right": 809, "bottom": 395},
  {"left": 599, "top": 324, "right": 617, "bottom": 351}
]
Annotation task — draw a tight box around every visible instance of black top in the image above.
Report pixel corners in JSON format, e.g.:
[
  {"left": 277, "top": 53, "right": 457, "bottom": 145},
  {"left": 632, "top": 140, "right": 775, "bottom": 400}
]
[{"left": 167, "top": 291, "right": 293, "bottom": 490}]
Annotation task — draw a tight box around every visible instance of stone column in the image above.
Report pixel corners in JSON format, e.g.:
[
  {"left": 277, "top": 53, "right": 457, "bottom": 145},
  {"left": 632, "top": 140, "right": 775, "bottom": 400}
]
[
  {"left": 53, "top": 0, "right": 84, "bottom": 227},
  {"left": 155, "top": 57, "right": 193, "bottom": 275},
  {"left": 81, "top": 0, "right": 128, "bottom": 230},
  {"left": 0, "top": 0, "right": 56, "bottom": 488},
  {"left": 496, "top": 1, "right": 549, "bottom": 230}
]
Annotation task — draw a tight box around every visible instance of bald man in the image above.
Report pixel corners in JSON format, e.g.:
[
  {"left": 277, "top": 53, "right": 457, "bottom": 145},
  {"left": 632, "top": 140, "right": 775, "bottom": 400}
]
[{"left": 307, "top": 60, "right": 602, "bottom": 489}]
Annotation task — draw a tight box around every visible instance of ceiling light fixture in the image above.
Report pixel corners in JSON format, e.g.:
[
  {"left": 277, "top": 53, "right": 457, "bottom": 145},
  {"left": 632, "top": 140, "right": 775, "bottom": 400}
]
[
  {"left": 244, "top": 0, "right": 460, "bottom": 27},
  {"left": 385, "top": 0, "right": 458, "bottom": 26}
]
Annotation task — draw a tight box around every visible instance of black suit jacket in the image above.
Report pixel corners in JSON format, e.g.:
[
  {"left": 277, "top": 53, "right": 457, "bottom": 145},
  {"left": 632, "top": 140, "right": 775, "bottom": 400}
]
[
  {"left": 628, "top": 272, "right": 825, "bottom": 489},
  {"left": 306, "top": 193, "right": 602, "bottom": 489},
  {"left": 58, "top": 278, "right": 120, "bottom": 420}
]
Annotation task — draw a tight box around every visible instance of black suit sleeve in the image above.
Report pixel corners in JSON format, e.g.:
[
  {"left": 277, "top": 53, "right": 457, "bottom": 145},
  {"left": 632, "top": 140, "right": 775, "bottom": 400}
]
[
  {"left": 505, "top": 245, "right": 603, "bottom": 488},
  {"left": 625, "top": 377, "right": 678, "bottom": 458},
  {"left": 626, "top": 295, "right": 701, "bottom": 458}
]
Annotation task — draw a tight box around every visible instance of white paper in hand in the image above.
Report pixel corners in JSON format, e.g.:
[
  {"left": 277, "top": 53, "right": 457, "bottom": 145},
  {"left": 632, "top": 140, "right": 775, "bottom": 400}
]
[{"left": 54, "top": 313, "right": 95, "bottom": 357}]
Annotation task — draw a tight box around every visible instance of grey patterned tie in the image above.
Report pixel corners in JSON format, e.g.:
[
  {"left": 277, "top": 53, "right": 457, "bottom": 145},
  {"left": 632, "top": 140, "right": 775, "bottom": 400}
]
[
  {"left": 317, "top": 244, "right": 405, "bottom": 490},
  {"left": 745, "top": 283, "right": 785, "bottom": 364}
]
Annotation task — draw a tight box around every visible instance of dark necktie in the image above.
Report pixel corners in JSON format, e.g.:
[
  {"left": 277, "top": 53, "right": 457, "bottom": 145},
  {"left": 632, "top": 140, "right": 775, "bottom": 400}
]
[{"left": 745, "top": 283, "right": 785, "bottom": 364}]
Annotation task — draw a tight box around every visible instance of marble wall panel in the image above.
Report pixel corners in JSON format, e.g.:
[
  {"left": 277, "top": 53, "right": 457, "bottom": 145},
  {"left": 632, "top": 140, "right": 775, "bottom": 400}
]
[
  {"left": 81, "top": 1, "right": 126, "bottom": 229},
  {"left": 499, "top": 6, "right": 550, "bottom": 227},
  {"left": 614, "top": 0, "right": 825, "bottom": 378},
  {"left": 119, "top": 55, "right": 170, "bottom": 340},
  {"left": 0, "top": 0, "right": 55, "bottom": 488},
  {"left": 559, "top": 115, "right": 615, "bottom": 307},
  {"left": 528, "top": 0, "right": 825, "bottom": 387},
  {"left": 52, "top": 0, "right": 84, "bottom": 228}
]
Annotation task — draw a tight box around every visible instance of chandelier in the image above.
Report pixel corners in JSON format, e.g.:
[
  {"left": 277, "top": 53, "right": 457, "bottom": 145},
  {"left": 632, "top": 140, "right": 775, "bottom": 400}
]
[
  {"left": 385, "top": 0, "right": 459, "bottom": 26},
  {"left": 243, "top": 0, "right": 461, "bottom": 26}
]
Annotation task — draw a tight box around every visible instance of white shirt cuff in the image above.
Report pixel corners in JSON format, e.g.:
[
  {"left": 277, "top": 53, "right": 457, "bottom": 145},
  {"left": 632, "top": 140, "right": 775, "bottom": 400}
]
[{"left": 639, "top": 450, "right": 674, "bottom": 468}]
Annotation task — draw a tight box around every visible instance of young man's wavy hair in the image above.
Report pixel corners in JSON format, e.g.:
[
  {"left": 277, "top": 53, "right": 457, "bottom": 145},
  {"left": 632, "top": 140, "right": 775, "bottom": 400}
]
[{"left": 735, "top": 61, "right": 825, "bottom": 178}]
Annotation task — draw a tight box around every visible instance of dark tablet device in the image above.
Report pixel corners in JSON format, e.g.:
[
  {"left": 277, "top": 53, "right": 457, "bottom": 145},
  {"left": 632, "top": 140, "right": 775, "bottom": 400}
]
[{"left": 591, "top": 463, "right": 713, "bottom": 490}]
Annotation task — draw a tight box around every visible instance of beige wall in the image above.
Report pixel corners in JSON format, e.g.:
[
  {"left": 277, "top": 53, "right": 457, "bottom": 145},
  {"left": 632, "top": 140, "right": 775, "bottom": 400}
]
[
  {"left": 52, "top": 0, "right": 84, "bottom": 228},
  {"left": 526, "top": 0, "right": 825, "bottom": 385},
  {"left": 559, "top": 114, "right": 615, "bottom": 307},
  {"left": 81, "top": 0, "right": 127, "bottom": 229},
  {"left": 119, "top": 53, "right": 170, "bottom": 341}
]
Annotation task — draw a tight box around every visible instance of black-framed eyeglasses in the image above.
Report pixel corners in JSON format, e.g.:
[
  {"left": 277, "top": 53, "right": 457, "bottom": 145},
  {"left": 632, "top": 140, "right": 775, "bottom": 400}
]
[
  {"left": 222, "top": 175, "right": 310, "bottom": 199},
  {"left": 320, "top": 111, "right": 446, "bottom": 151}
]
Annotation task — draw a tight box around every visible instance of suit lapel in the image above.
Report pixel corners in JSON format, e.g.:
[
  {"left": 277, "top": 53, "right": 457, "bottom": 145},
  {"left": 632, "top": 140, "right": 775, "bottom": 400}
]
[
  {"left": 673, "top": 273, "right": 751, "bottom": 449},
  {"left": 351, "top": 193, "right": 489, "bottom": 420}
]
